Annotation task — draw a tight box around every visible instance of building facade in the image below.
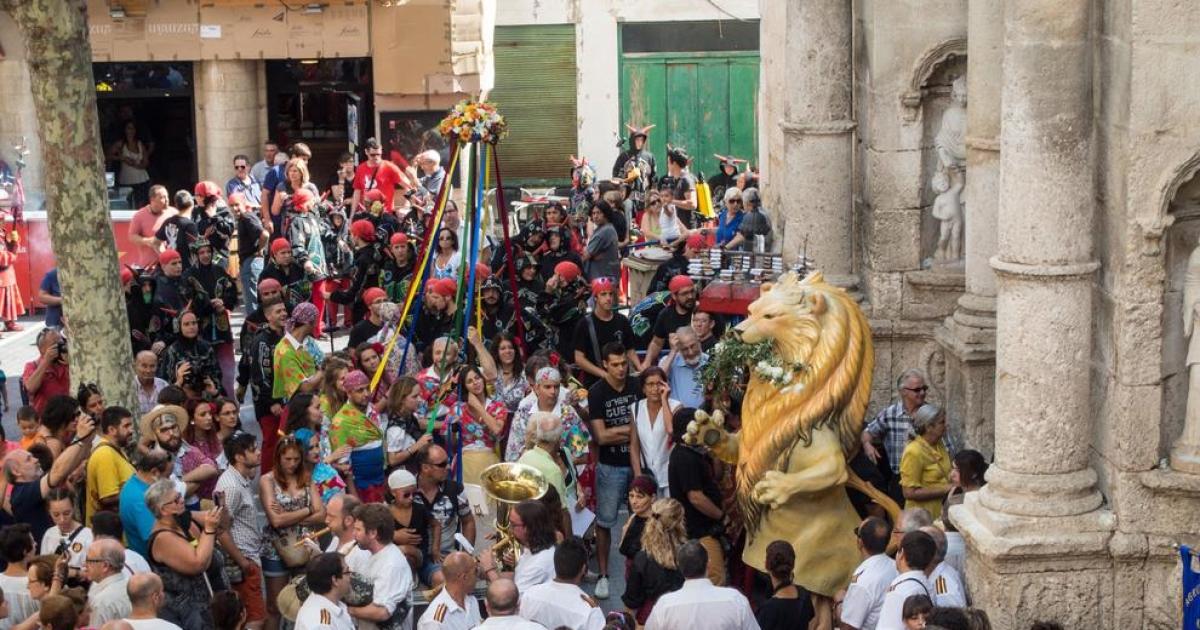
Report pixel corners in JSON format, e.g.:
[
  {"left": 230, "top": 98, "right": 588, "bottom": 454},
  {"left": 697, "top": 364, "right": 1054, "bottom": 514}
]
[{"left": 762, "top": 1, "right": 1200, "bottom": 628}]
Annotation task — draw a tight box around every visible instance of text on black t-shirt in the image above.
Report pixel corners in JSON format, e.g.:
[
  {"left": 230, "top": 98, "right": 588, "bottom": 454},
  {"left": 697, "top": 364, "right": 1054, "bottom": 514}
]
[{"left": 587, "top": 377, "right": 639, "bottom": 467}]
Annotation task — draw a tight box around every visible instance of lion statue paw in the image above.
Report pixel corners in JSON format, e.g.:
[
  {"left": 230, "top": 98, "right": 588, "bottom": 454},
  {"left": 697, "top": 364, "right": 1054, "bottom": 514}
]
[
  {"left": 684, "top": 409, "right": 738, "bottom": 462},
  {"left": 751, "top": 470, "right": 797, "bottom": 510}
]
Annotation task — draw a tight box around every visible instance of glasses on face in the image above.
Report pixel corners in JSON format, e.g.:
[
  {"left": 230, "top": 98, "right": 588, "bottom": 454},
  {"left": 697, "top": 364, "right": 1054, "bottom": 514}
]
[
  {"left": 85, "top": 557, "right": 105, "bottom": 564},
  {"left": 904, "top": 386, "right": 929, "bottom": 394},
  {"left": 235, "top": 164, "right": 247, "bottom": 170}
]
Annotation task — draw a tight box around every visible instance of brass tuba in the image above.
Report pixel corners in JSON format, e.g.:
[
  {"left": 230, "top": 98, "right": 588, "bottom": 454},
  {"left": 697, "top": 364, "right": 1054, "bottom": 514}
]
[{"left": 479, "top": 462, "right": 549, "bottom": 571}]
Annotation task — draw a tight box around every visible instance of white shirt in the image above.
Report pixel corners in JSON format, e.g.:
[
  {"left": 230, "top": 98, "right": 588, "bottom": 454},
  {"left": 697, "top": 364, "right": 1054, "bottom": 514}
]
[
  {"left": 88, "top": 573, "right": 132, "bottom": 625},
  {"left": 632, "top": 399, "right": 678, "bottom": 492},
  {"left": 520, "top": 580, "right": 605, "bottom": 630},
  {"left": 478, "top": 614, "right": 548, "bottom": 629},
  {"left": 876, "top": 570, "right": 933, "bottom": 630},
  {"left": 840, "top": 553, "right": 898, "bottom": 630},
  {"left": 514, "top": 547, "right": 556, "bottom": 593},
  {"left": 359, "top": 543, "right": 414, "bottom": 629},
  {"left": 41, "top": 524, "right": 94, "bottom": 570},
  {"left": 417, "top": 585, "right": 481, "bottom": 630},
  {"left": 929, "top": 562, "right": 967, "bottom": 608},
  {"left": 0, "top": 573, "right": 35, "bottom": 630},
  {"left": 325, "top": 535, "right": 370, "bottom": 573},
  {"left": 124, "top": 547, "right": 153, "bottom": 575},
  {"left": 645, "top": 578, "right": 759, "bottom": 630},
  {"left": 123, "top": 619, "right": 184, "bottom": 630},
  {"left": 296, "top": 593, "right": 356, "bottom": 630}
]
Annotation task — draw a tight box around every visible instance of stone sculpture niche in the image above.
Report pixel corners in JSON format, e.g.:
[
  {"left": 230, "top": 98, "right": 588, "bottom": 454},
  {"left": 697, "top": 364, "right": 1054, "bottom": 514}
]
[
  {"left": 931, "top": 75, "right": 966, "bottom": 264},
  {"left": 1164, "top": 170, "right": 1200, "bottom": 472}
]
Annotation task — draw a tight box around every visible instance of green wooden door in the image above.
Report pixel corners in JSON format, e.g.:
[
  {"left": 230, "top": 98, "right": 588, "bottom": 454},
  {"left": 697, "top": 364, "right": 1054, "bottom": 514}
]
[
  {"left": 490, "top": 25, "right": 578, "bottom": 186},
  {"left": 620, "top": 53, "right": 759, "bottom": 178}
]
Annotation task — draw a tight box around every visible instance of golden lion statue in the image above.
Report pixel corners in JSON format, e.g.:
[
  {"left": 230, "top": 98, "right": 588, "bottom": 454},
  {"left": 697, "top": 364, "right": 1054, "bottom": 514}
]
[{"left": 686, "top": 272, "right": 897, "bottom": 621}]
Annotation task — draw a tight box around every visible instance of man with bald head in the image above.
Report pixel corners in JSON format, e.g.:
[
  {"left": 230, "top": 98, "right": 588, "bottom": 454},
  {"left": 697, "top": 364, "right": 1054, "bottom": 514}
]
[
  {"left": 133, "top": 351, "right": 168, "bottom": 416},
  {"left": 418, "top": 552, "right": 481, "bottom": 629},
  {"left": 919, "top": 525, "right": 967, "bottom": 608},
  {"left": 124, "top": 573, "right": 178, "bottom": 628},
  {"left": 101, "top": 621, "right": 135, "bottom": 630},
  {"left": 659, "top": 325, "right": 708, "bottom": 408},
  {"left": 477, "top": 578, "right": 544, "bottom": 629},
  {"left": 415, "top": 445, "right": 476, "bottom": 567},
  {"left": 86, "top": 538, "right": 132, "bottom": 625}
]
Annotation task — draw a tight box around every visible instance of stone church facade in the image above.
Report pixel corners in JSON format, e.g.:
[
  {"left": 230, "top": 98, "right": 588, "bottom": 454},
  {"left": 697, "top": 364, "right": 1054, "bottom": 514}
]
[{"left": 760, "top": 1, "right": 1200, "bottom": 628}]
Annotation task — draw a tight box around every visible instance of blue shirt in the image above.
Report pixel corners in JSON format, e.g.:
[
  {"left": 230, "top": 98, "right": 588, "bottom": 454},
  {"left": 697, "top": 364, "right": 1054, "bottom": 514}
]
[
  {"left": 667, "top": 352, "right": 708, "bottom": 409},
  {"left": 39, "top": 269, "right": 62, "bottom": 328},
  {"left": 225, "top": 176, "right": 263, "bottom": 208},
  {"left": 119, "top": 475, "right": 155, "bottom": 556},
  {"left": 716, "top": 209, "right": 745, "bottom": 245}
]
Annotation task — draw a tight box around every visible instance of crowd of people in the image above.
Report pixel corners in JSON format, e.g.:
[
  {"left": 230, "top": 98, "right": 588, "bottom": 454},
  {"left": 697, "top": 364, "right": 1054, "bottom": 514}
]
[{"left": 0, "top": 129, "right": 1068, "bottom": 630}]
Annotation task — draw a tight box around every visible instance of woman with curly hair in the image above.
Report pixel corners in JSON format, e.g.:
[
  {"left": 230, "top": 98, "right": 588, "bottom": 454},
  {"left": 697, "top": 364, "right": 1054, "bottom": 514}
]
[{"left": 621, "top": 498, "right": 686, "bottom": 624}]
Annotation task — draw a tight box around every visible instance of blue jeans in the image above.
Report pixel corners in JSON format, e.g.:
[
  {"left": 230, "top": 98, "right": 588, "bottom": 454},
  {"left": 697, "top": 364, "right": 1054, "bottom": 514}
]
[
  {"left": 595, "top": 462, "right": 633, "bottom": 529},
  {"left": 240, "top": 255, "right": 264, "bottom": 313}
]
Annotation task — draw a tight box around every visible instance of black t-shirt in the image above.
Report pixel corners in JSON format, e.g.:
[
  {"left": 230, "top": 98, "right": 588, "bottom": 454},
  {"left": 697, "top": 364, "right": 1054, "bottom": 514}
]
[
  {"left": 652, "top": 305, "right": 695, "bottom": 343},
  {"left": 619, "top": 514, "right": 646, "bottom": 559},
  {"left": 573, "top": 312, "right": 636, "bottom": 370},
  {"left": 155, "top": 214, "right": 200, "bottom": 270},
  {"left": 756, "top": 591, "right": 815, "bottom": 630},
  {"left": 587, "top": 378, "right": 639, "bottom": 467},
  {"left": 668, "top": 445, "right": 721, "bottom": 538},
  {"left": 393, "top": 501, "right": 433, "bottom": 556},
  {"left": 700, "top": 334, "right": 718, "bottom": 353},
  {"left": 236, "top": 213, "right": 266, "bottom": 260},
  {"left": 348, "top": 319, "right": 383, "bottom": 349},
  {"left": 11, "top": 480, "right": 52, "bottom": 541}
]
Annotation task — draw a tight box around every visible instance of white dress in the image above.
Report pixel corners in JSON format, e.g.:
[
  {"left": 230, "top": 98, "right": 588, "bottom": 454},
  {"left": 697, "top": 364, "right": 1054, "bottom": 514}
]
[{"left": 633, "top": 398, "right": 679, "bottom": 494}]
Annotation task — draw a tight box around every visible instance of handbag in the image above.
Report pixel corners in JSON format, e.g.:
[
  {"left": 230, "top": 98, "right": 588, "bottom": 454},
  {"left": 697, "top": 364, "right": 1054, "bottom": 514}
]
[{"left": 272, "top": 532, "right": 315, "bottom": 569}]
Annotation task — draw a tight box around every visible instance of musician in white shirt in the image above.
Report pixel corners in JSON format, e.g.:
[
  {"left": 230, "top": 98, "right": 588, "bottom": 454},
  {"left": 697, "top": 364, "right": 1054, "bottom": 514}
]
[
  {"left": 876, "top": 531, "right": 937, "bottom": 630},
  {"left": 645, "top": 541, "right": 758, "bottom": 630},
  {"left": 295, "top": 553, "right": 356, "bottom": 630},
  {"left": 520, "top": 537, "right": 605, "bottom": 630},
  {"left": 839, "top": 517, "right": 899, "bottom": 630},
  {"left": 477, "top": 578, "right": 547, "bottom": 629},
  {"left": 349, "top": 504, "right": 414, "bottom": 630}
]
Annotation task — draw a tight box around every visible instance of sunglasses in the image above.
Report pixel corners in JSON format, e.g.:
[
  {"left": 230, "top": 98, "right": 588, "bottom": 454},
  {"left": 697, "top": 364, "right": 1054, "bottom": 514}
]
[
  {"left": 235, "top": 165, "right": 247, "bottom": 170},
  {"left": 395, "top": 491, "right": 415, "bottom": 498},
  {"left": 904, "top": 386, "right": 929, "bottom": 394}
]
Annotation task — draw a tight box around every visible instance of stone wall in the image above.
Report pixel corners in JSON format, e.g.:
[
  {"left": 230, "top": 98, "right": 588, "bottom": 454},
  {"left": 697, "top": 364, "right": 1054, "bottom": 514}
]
[{"left": 193, "top": 60, "right": 262, "bottom": 185}]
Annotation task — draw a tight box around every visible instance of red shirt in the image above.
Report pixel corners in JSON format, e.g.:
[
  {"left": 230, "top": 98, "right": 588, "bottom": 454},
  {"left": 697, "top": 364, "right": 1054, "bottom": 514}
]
[
  {"left": 22, "top": 359, "right": 70, "bottom": 413},
  {"left": 353, "top": 160, "right": 406, "bottom": 211}
]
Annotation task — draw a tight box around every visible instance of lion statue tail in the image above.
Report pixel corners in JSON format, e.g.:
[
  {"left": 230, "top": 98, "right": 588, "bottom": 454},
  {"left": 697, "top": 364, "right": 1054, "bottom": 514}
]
[{"left": 845, "top": 469, "right": 901, "bottom": 525}]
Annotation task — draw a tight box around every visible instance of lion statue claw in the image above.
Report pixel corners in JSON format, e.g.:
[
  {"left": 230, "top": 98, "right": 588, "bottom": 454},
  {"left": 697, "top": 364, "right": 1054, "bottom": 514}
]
[
  {"left": 684, "top": 409, "right": 739, "bottom": 463},
  {"left": 751, "top": 470, "right": 797, "bottom": 510}
]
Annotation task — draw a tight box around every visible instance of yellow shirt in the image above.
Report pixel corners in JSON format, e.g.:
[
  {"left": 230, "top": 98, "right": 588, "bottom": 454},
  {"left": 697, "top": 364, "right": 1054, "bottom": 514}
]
[
  {"left": 85, "top": 437, "right": 134, "bottom": 526},
  {"left": 899, "top": 437, "right": 951, "bottom": 520}
]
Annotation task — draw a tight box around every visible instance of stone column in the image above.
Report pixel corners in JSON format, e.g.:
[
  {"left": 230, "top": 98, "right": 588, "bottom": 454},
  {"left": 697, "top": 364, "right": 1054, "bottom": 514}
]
[
  {"left": 952, "top": 1, "right": 1114, "bottom": 627},
  {"left": 194, "top": 60, "right": 262, "bottom": 183},
  {"left": 935, "top": 0, "right": 1002, "bottom": 456},
  {"left": 776, "top": 0, "right": 855, "bottom": 282}
]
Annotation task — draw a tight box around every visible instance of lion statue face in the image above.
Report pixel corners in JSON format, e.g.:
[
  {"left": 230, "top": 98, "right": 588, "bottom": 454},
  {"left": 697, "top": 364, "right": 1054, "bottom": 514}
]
[{"left": 735, "top": 272, "right": 830, "bottom": 366}]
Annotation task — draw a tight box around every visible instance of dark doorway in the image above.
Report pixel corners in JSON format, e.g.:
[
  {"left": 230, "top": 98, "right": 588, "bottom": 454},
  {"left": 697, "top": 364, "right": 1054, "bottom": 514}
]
[
  {"left": 94, "top": 62, "right": 197, "bottom": 208},
  {"left": 265, "top": 59, "right": 373, "bottom": 188}
]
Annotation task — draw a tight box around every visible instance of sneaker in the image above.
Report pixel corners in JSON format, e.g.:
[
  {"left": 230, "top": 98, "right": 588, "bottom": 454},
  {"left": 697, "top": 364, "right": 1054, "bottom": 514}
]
[{"left": 594, "top": 575, "right": 610, "bottom": 599}]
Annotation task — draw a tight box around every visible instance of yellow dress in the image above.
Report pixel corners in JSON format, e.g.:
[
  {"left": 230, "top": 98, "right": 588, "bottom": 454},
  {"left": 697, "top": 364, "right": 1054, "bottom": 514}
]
[{"left": 899, "top": 437, "right": 951, "bottom": 520}]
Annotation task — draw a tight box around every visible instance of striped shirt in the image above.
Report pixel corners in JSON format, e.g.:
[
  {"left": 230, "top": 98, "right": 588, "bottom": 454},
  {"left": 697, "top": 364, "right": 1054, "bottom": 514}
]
[{"left": 865, "top": 402, "right": 960, "bottom": 473}]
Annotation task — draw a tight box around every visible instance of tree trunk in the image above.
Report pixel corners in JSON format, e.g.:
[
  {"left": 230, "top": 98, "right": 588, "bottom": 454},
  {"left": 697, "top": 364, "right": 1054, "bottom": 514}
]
[{"left": 2, "top": 0, "right": 136, "bottom": 411}]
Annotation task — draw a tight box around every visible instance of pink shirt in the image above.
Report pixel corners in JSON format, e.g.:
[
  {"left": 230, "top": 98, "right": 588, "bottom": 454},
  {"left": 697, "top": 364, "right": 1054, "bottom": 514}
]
[{"left": 126, "top": 205, "right": 177, "bottom": 267}]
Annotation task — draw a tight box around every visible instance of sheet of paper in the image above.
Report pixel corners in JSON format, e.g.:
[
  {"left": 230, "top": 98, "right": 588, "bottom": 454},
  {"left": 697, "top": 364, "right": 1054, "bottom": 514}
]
[{"left": 570, "top": 503, "right": 595, "bottom": 536}]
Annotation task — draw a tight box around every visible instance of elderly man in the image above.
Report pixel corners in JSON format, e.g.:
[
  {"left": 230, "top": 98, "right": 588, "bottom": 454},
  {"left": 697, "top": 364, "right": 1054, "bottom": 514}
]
[
  {"left": 863, "top": 369, "right": 959, "bottom": 504},
  {"left": 133, "top": 351, "right": 168, "bottom": 416},
  {"left": 6, "top": 402, "right": 95, "bottom": 540},
  {"left": 350, "top": 504, "right": 414, "bottom": 630},
  {"left": 517, "top": 412, "right": 569, "bottom": 512},
  {"left": 659, "top": 326, "right": 708, "bottom": 409},
  {"left": 22, "top": 328, "right": 70, "bottom": 413},
  {"left": 416, "top": 149, "right": 446, "bottom": 204},
  {"left": 645, "top": 541, "right": 756, "bottom": 630},
  {"left": 86, "top": 539, "right": 132, "bottom": 625},
  {"left": 417, "top": 552, "right": 480, "bottom": 630},
  {"left": 123, "top": 573, "right": 175, "bottom": 627},
  {"left": 476, "top": 578, "right": 544, "bottom": 629}
]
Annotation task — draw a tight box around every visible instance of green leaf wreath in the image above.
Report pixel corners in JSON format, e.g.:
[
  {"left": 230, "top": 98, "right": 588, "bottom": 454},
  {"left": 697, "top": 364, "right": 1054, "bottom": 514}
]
[{"left": 700, "top": 331, "right": 808, "bottom": 394}]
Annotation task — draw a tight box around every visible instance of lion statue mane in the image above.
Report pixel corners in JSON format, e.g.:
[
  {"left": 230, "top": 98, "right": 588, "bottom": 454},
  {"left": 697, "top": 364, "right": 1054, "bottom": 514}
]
[{"left": 687, "top": 271, "right": 897, "bottom": 603}]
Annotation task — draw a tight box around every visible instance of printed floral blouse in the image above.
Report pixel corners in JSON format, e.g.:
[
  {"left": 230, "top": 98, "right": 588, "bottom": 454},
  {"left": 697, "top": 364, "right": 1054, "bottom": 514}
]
[{"left": 454, "top": 398, "right": 509, "bottom": 451}]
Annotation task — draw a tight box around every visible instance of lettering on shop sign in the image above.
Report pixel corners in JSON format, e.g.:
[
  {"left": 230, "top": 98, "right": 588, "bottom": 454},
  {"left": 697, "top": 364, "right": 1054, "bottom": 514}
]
[{"left": 148, "top": 23, "right": 198, "bottom": 36}]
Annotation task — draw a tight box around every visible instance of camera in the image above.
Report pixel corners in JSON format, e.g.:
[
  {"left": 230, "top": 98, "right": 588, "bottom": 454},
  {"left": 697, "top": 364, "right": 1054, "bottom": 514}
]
[{"left": 55, "top": 338, "right": 68, "bottom": 361}]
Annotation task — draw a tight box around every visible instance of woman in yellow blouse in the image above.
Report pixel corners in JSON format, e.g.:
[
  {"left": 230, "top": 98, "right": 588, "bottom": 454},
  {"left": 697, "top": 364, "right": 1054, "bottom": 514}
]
[{"left": 899, "top": 403, "right": 952, "bottom": 519}]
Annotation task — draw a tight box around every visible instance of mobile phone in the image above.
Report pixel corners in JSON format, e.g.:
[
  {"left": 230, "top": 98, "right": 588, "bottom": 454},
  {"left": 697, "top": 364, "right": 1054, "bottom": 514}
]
[{"left": 213, "top": 491, "right": 225, "bottom": 508}]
